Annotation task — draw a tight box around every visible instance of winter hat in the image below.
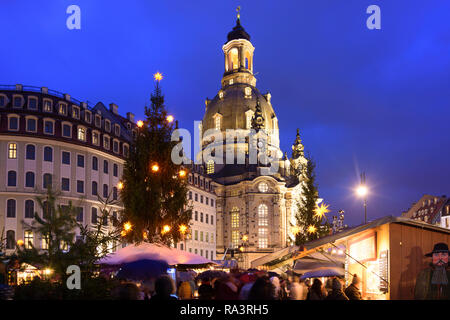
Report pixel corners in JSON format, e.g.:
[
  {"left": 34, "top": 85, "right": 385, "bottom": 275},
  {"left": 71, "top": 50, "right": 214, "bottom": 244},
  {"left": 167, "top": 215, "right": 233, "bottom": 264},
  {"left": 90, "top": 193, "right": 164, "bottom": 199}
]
[
  {"left": 351, "top": 274, "right": 360, "bottom": 285},
  {"left": 332, "top": 278, "right": 342, "bottom": 291}
]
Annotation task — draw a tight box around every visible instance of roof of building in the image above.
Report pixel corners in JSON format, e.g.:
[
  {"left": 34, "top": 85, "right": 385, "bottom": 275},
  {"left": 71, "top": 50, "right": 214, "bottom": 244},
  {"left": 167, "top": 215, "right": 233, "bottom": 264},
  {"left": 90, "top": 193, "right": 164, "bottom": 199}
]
[{"left": 226, "top": 18, "right": 251, "bottom": 43}]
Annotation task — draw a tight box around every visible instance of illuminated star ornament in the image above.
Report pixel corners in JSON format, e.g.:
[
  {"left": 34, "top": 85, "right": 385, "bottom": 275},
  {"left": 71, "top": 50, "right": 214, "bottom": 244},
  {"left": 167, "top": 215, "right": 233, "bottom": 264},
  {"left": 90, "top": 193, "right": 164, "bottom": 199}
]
[
  {"left": 314, "top": 203, "right": 330, "bottom": 219},
  {"left": 307, "top": 225, "right": 317, "bottom": 234},
  {"left": 154, "top": 72, "right": 163, "bottom": 81}
]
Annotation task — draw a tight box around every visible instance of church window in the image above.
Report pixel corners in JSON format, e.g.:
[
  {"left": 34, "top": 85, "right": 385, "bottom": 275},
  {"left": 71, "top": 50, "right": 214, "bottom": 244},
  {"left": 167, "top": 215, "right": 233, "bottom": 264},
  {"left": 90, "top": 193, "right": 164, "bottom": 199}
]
[
  {"left": 232, "top": 230, "right": 240, "bottom": 248},
  {"left": 230, "top": 48, "right": 239, "bottom": 70},
  {"left": 207, "top": 160, "right": 214, "bottom": 174},
  {"left": 258, "top": 228, "right": 268, "bottom": 249},
  {"left": 215, "top": 116, "right": 221, "bottom": 130},
  {"left": 245, "top": 87, "right": 251, "bottom": 97},
  {"left": 231, "top": 207, "right": 240, "bottom": 228},
  {"left": 229, "top": 79, "right": 234, "bottom": 85},
  {"left": 218, "top": 91, "right": 224, "bottom": 99},
  {"left": 258, "top": 182, "right": 268, "bottom": 193},
  {"left": 258, "top": 204, "right": 268, "bottom": 226}
]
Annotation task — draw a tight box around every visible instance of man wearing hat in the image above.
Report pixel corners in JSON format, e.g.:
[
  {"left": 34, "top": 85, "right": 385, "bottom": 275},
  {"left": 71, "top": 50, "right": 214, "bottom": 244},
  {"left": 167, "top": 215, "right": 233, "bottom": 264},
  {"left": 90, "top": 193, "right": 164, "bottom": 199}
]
[{"left": 414, "top": 242, "right": 450, "bottom": 300}]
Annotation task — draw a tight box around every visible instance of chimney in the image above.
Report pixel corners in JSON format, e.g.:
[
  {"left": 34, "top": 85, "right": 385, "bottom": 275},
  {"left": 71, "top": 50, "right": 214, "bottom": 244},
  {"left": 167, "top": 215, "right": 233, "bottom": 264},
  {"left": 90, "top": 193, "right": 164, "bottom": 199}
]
[
  {"left": 41, "top": 87, "right": 48, "bottom": 94},
  {"left": 81, "top": 102, "right": 87, "bottom": 109},
  {"left": 109, "top": 103, "right": 118, "bottom": 115},
  {"left": 16, "top": 84, "right": 23, "bottom": 91},
  {"left": 126, "top": 112, "right": 135, "bottom": 123},
  {"left": 64, "top": 93, "right": 71, "bottom": 101}
]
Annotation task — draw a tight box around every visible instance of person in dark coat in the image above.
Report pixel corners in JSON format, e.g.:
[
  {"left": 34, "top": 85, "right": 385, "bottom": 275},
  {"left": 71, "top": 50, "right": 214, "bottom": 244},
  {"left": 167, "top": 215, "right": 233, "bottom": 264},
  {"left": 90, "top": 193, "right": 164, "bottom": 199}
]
[
  {"left": 198, "top": 278, "right": 214, "bottom": 300},
  {"left": 248, "top": 276, "right": 275, "bottom": 300},
  {"left": 345, "top": 274, "right": 362, "bottom": 300},
  {"left": 307, "top": 278, "right": 324, "bottom": 300},
  {"left": 325, "top": 278, "right": 349, "bottom": 300},
  {"left": 151, "top": 275, "right": 178, "bottom": 300}
]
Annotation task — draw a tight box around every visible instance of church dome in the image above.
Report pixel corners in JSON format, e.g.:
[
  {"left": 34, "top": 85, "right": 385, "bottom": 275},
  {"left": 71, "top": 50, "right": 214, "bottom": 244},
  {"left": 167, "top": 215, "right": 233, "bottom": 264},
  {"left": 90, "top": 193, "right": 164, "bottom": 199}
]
[
  {"left": 202, "top": 84, "right": 276, "bottom": 132},
  {"left": 227, "top": 19, "right": 251, "bottom": 43}
]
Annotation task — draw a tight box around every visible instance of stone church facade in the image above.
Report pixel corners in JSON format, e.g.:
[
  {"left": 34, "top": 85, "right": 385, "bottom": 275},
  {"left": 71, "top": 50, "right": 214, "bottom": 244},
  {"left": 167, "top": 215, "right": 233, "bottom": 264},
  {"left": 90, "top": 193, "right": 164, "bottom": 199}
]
[{"left": 199, "top": 15, "right": 308, "bottom": 268}]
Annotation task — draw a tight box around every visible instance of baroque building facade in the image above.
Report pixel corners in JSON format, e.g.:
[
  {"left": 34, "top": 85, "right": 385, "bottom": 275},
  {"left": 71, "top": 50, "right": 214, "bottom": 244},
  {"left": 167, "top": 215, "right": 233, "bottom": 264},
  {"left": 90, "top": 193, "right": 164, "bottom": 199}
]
[
  {"left": 199, "top": 17, "right": 308, "bottom": 268},
  {"left": 0, "top": 84, "right": 135, "bottom": 254}
]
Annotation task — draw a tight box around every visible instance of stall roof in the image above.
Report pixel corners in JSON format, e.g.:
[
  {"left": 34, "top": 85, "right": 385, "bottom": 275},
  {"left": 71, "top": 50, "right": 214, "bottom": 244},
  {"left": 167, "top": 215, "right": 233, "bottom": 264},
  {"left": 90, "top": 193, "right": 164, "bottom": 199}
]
[{"left": 252, "top": 215, "right": 450, "bottom": 268}]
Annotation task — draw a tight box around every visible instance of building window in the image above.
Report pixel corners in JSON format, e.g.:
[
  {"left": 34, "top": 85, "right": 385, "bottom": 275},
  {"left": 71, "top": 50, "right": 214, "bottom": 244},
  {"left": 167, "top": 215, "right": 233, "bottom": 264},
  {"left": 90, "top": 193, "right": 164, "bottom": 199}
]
[
  {"left": 6, "top": 230, "right": 15, "bottom": 249},
  {"left": 8, "top": 116, "right": 19, "bottom": 131},
  {"left": 103, "top": 136, "right": 110, "bottom": 149},
  {"left": 7, "top": 171, "right": 16, "bottom": 187},
  {"left": 245, "top": 86, "right": 252, "bottom": 97},
  {"left": 92, "top": 181, "right": 98, "bottom": 196},
  {"left": 200, "top": 195, "right": 204, "bottom": 203},
  {"left": 206, "top": 232, "right": 209, "bottom": 243},
  {"left": 215, "top": 116, "right": 221, "bottom": 130},
  {"left": 44, "top": 146, "right": 53, "bottom": 162},
  {"left": 77, "top": 155, "right": 84, "bottom": 167},
  {"left": 43, "top": 173, "right": 52, "bottom": 189},
  {"left": 232, "top": 230, "right": 240, "bottom": 248},
  {"left": 103, "top": 184, "right": 108, "bottom": 198},
  {"left": 258, "top": 182, "right": 269, "bottom": 193},
  {"left": 92, "top": 156, "right": 98, "bottom": 171},
  {"left": 26, "top": 118, "right": 37, "bottom": 132},
  {"left": 258, "top": 228, "right": 268, "bottom": 249},
  {"left": 24, "top": 230, "right": 33, "bottom": 249},
  {"left": 105, "top": 120, "right": 111, "bottom": 132},
  {"left": 92, "top": 131, "right": 99, "bottom": 145},
  {"left": 41, "top": 236, "right": 49, "bottom": 250},
  {"left": 7, "top": 199, "right": 16, "bottom": 218},
  {"left": 72, "top": 106, "right": 80, "bottom": 119},
  {"left": 62, "top": 178, "right": 70, "bottom": 191},
  {"left": 8, "top": 143, "right": 17, "bottom": 159},
  {"left": 200, "top": 231, "right": 204, "bottom": 242},
  {"left": 206, "top": 160, "right": 214, "bottom": 174},
  {"left": 95, "top": 115, "right": 101, "bottom": 127},
  {"left": 62, "top": 151, "right": 71, "bottom": 165},
  {"left": 194, "top": 230, "right": 198, "bottom": 241},
  {"left": 113, "top": 164, "right": 118, "bottom": 177},
  {"left": 62, "top": 124, "right": 72, "bottom": 138},
  {"left": 231, "top": 207, "right": 240, "bottom": 228},
  {"left": 113, "top": 140, "right": 119, "bottom": 153},
  {"left": 25, "top": 200, "right": 34, "bottom": 219},
  {"left": 0, "top": 95, "right": 6, "bottom": 107},
  {"left": 200, "top": 212, "right": 204, "bottom": 222},
  {"left": 43, "top": 100, "right": 52, "bottom": 112},
  {"left": 77, "top": 127, "right": 86, "bottom": 141},
  {"left": 189, "top": 191, "right": 192, "bottom": 200},
  {"left": 211, "top": 199, "right": 214, "bottom": 208},
  {"left": 13, "top": 96, "right": 23, "bottom": 108},
  {"left": 28, "top": 97, "right": 38, "bottom": 110},
  {"left": 206, "top": 214, "right": 209, "bottom": 224},
  {"left": 85, "top": 111, "right": 92, "bottom": 123},
  {"left": 103, "top": 160, "right": 108, "bottom": 174},
  {"left": 258, "top": 204, "right": 268, "bottom": 226},
  {"left": 76, "top": 207, "right": 83, "bottom": 222},
  {"left": 91, "top": 207, "right": 98, "bottom": 224},
  {"left": 114, "top": 124, "right": 120, "bottom": 136},
  {"left": 42, "top": 201, "right": 52, "bottom": 220},
  {"left": 123, "top": 144, "right": 129, "bottom": 157},
  {"left": 59, "top": 103, "right": 67, "bottom": 115},
  {"left": 44, "top": 120, "right": 54, "bottom": 135},
  {"left": 113, "top": 187, "right": 118, "bottom": 200},
  {"left": 25, "top": 172, "right": 35, "bottom": 188},
  {"left": 25, "top": 145, "right": 35, "bottom": 160},
  {"left": 194, "top": 211, "right": 198, "bottom": 221}
]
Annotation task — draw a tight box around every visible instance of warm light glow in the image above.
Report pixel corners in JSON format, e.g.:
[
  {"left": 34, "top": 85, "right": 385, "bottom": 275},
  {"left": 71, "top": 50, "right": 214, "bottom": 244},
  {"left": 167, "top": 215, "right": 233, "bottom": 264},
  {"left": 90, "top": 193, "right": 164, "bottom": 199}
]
[
  {"left": 117, "top": 181, "right": 124, "bottom": 190},
  {"left": 179, "top": 224, "right": 188, "bottom": 234},
  {"left": 162, "top": 225, "right": 171, "bottom": 234},
  {"left": 314, "top": 203, "right": 330, "bottom": 219},
  {"left": 151, "top": 164, "right": 159, "bottom": 172},
  {"left": 137, "top": 120, "right": 144, "bottom": 128},
  {"left": 43, "top": 268, "right": 53, "bottom": 275},
  {"left": 120, "top": 230, "right": 127, "bottom": 237},
  {"left": 166, "top": 115, "right": 174, "bottom": 123},
  {"left": 242, "top": 235, "right": 248, "bottom": 242},
  {"left": 143, "top": 232, "right": 148, "bottom": 240},
  {"left": 239, "top": 246, "right": 244, "bottom": 252},
  {"left": 307, "top": 225, "right": 317, "bottom": 234},
  {"left": 179, "top": 169, "right": 187, "bottom": 178},
  {"left": 291, "top": 226, "right": 301, "bottom": 235},
  {"left": 356, "top": 185, "right": 368, "bottom": 197},
  {"left": 17, "top": 239, "right": 24, "bottom": 246},
  {"left": 154, "top": 72, "right": 163, "bottom": 81},
  {"left": 124, "top": 222, "right": 132, "bottom": 232}
]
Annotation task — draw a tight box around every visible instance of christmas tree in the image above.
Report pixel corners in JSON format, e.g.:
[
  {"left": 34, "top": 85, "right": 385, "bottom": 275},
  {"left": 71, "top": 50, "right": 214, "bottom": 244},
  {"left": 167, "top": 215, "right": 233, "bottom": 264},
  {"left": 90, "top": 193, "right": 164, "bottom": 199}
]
[
  {"left": 295, "top": 155, "right": 331, "bottom": 245},
  {"left": 120, "top": 73, "right": 192, "bottom": 245}
]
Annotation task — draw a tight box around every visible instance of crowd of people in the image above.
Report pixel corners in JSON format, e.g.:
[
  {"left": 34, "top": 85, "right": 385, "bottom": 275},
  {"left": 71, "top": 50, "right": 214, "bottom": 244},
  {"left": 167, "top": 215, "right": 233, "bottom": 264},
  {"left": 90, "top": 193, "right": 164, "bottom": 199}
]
[{"left": 116, "top": 270, "right": 363, "bottom": 300}]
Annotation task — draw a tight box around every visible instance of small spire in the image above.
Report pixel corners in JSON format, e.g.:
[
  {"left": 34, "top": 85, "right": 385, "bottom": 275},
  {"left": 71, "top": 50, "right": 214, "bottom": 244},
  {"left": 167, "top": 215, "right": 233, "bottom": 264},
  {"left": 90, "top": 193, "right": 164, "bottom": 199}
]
[
  {"left": 251, "top": 98, "right": 265, "bottom": 131},
  {"left": 236, "top": 5, "right": 241, "bottom": 20},
  {"left": 292, "top": 128, "right": 304, "bottom": 159}
]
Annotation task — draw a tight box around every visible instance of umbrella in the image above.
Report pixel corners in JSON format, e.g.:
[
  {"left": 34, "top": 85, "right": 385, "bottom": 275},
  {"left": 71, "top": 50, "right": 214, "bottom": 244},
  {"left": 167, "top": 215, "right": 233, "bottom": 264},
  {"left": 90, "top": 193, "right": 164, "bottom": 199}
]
[
  {"left": 116, "top": 259, "right": 169, "bottom": 281},
  {"left": 177, "top": 270, "right": 197, "bottom": 282},
  {"left": 196, "top": 270, "right": 227, "bottom": 281},
  {"left": 300, "top": 267, "right": 344, "bottom": 280},
  {"left": 268, "top": 271, "right": 280, "bottom": 278}
]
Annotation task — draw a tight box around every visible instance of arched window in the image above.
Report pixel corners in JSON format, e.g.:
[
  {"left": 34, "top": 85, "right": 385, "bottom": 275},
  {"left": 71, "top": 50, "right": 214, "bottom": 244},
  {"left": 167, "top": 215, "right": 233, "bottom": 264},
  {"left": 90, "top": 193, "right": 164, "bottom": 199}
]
[
  {"left": 7, "top": 171, "right": 17, "bottom": 187},
  {"left": 8, "top": 143, "right": 17, "bottom": 159},
  {"left": 258, "top": 204, "right": 268, "bottom": 226},
  {"left": 44, "top": 146, "right": 53, "bottom": 162},
  {"left": 207, "top": 160, "right": 214, "bottom": 174},
  {"left": 43, "top": 173, "right": 52, "bottom": 189},
  {"left": 26, "top": 144, "right": 35, "bottom": 160},
  {"left": 7, "top": 199, "right": 16, "bottom": 218},
  {"left": 24, "top": 230, "right": 33, "bottom": 249},
  {"left": 6, "top": 230, "right": 15, "bottom": 249},
  {"left": 92, "top": 181, "right": 98, "bottom": 196},
  {"left": 231, "top": 207, "right": 240, "bottom": 228},
  {"left": 25, "top": 172, "right": 35, "bottom": 188},
  {"left": 103, "top": 184, "right": 108, "bottom": 198},
  {"left": 25, "top": 200, "right": 34, "bottom": 218},
  {"left": 230, "top": 48, "right": 239, "bottom": 70},
  {"left": 92, "top": 156, "right": 98, "bottom": 171},
  {"left": 42, "top": 201, "right": 53, "bottom": 220}
]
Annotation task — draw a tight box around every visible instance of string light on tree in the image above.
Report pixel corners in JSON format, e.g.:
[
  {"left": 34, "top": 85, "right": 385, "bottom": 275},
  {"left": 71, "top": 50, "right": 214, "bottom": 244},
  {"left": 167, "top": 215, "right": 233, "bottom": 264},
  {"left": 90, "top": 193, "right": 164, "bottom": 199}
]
[
  {"left": 179, "top": 224, "right": 188, "bottom": 235},
  {"left": 123, "top": 222, "right": 132, "bottom": 232},
  {"left": 161, "top": 225, "right": 171, "bottom": 234},
  {"left": 137, "top": 120, "right": 144, "bottom": 128},
  {"left": 179, "top": 169, "right": 187, "bottom": 178},
  {"left": 166, "top": 115, "right": 174, "bottom": 123},
  {"left": 307, "top": 225, "right": 317, "bottom": 234}
]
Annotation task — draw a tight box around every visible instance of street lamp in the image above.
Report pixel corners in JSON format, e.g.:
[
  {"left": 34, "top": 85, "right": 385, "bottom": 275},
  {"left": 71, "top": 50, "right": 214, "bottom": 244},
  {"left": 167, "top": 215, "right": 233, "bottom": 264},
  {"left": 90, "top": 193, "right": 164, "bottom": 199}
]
[{"left": 356, "top": 172, "right": 368, "bottom": 224}]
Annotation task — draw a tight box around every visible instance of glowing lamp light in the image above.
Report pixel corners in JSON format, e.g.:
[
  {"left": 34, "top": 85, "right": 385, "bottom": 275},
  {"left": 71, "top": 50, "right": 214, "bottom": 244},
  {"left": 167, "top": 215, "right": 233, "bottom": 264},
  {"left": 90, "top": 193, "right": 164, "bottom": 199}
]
[
  {"left": 356, "top": 186, "right": 368, "bottom": 197},
  {"left": 314, "top": 203, "right": 330, "bottom": 219},
  {"left": 43, "top": 268, "right": 53, "bottom": 276},
  {"left": 117, "top": 181, "right": 124, "bottom": 190},
  {"left": 239, "top": 246, "right": 244, "bottom": 252},
  {"left": 179, "top": 169, "right": 187, "bottom": 178},
  {"left": 242, "top": 235, "right": 248, "bottom": 242},
  {"left": 151, "top": 164, "right": 159, "bottom": 172},
  {"left": 162, "top": 225, "right": 171, "bottom": 234},
  {"left": 120, "top": 230, "right": 127, "bottom": 237},
  {"left": 143, "top": 232, "right": 148, "bottom": 240},
  {"left": 166, "top": 115, "right": 174, "bottom": 123},
  {"left": 124, "top": 222, "right": 132, "bottom": 232},
  {"left": 179, "top": 224, "right": 188, "bottom": 234},
  {"left": 137, "top": 120, "right": 144, "bottom": 128},
  {"left": 291, "top": 226, "right": 301, "bottom": 235},
  {"left": 307, "top": 225, "right": 317, "bottom": 234},
  {"left": 154, "top": 72, "right": 163, "bottom": 81},
  {"left": 17, "top": 239, "right": 24, "bottom": 246}
]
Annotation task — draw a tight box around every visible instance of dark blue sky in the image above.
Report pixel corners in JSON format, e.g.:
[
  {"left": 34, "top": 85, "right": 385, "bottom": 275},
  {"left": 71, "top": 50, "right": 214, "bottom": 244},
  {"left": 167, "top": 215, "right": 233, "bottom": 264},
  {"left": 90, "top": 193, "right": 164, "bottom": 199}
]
[{"left": 2, "top": 1, "right": 450, "bottom": 226}]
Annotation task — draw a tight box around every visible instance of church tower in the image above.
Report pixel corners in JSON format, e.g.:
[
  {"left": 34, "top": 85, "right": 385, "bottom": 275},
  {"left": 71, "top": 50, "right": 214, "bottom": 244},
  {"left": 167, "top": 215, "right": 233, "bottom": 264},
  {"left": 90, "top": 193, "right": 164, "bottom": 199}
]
[{"left": 200, "top": 10, "right": 307, "bottom": 269}]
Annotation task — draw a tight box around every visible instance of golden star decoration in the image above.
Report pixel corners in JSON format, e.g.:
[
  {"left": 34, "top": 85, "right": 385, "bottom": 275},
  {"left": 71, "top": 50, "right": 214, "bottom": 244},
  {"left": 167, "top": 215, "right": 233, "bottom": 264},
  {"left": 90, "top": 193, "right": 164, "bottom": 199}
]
[
  {"left": 314, "top": 203, "right": 330, "bottom": 219},
  {"left": 154, "top": 72, "right": 163, "bottom": 81},
  {"left": 307, "top": 225, "right": 317, "bottom": 234}
]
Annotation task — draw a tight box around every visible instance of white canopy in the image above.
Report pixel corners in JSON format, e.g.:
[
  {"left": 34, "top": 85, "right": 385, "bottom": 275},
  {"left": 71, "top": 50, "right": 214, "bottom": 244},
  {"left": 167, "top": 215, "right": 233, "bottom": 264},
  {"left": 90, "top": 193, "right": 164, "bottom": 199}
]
[{"left": 99, "top": 242, "right": 217, "bottom": 266}]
